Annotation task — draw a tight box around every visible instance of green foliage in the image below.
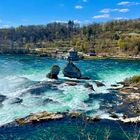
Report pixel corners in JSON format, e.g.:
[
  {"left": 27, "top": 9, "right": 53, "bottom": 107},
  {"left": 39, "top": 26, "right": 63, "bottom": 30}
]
[
  {"left": 118, "top": 35, "right": 140, "bottom": 55},
  {"left": 0, "top": 19, "right": 140, "bottom": 55},
  {"left": 125, "top": 75, "right": 140, "bottom": 84}
]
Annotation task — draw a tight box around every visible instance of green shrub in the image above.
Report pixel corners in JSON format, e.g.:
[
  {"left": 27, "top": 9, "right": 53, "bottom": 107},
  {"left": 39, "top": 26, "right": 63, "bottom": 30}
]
[{"left": 125, "top": 75, "right": 140, "bottom": 84}]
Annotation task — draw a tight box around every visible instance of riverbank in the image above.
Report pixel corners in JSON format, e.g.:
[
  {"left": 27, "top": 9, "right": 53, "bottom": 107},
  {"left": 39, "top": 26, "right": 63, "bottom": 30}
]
[
  {"left": 2, "top": 51, "right": 140, "bottom": 61},
  {"left": 84, "top": 54, "right": 140, "bottom": 60},
  {"left": 1, "top": 116, "right": 139, "bottom": 140},
  {"left": 1, "top": 76, "right": 140, "bottom": 127}
]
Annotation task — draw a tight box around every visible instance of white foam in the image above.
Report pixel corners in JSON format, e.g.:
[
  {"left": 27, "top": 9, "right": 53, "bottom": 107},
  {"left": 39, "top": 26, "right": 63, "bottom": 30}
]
[{"left": 0, "top": 58, "right": 140, "bottom": 126}]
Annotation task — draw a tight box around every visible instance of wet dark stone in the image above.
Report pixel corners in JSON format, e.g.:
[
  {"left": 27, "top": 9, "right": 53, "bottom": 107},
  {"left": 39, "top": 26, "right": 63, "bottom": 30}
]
[
  {"left": 87, "top": 92, "right": 121, "bottom": 105},
  {"left": 29, "top": 82, "right": 58, "bottom": 95},
  {"left": 80, "top": 77, "right": 91, "bottom": 80},
  {"left": 91, "top": 116, "right": 101, "bottom": 122},
  {"left": 47, "top": 73, "right": 58, "bottom": 79},
  {"left": 47, "top": 65, "right": 60, "bottom": 79},
  {"left": 117, "top": 82, "right": 125, "bottom": 85},
  {"left": 20, "top": 81, "right": 63, "bottom": 97},
  {"left": 109, "top": 113, "right": 119, "bottom": 119},
  {"left": 111, "top": 84, "right": 119, "bottom": 87},
  {"left": 84, "top": 83, "right": 95, "bottom": 91},
  {"left": 113, "top": 101, "right": 140, "bottom": 118},
  {"left": 94, "top": 81, "right": 105, "bottom": 87},
  {"left": 43, "top": 98, "right": 59, "bottom": 105},
  {"left": 63, "top": 62, "right": 82, "bottom": 79},
  {"left": 65, "top": 81, "right": 77, "bottom": 86},
  {"left": 10, "top": 98, "right": 23, "bottom": 104},
  {"left": 0, "top": 94, "right": 7, "bottom": 103}
]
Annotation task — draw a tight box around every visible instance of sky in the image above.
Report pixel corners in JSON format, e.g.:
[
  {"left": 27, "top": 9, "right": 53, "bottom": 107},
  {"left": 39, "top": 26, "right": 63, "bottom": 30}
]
[{"left": 0, "top": 0, "right": 140, "bottom": 28}]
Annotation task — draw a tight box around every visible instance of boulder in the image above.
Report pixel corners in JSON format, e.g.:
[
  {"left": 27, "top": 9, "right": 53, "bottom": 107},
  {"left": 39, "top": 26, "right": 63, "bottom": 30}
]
[
  {"left": 120, "top": 87, "right": 138, "bottom": 94},
  {"left": 84, "top": 83, "right": 95, "bottom": 91},
  {"left": 65, "top": 81, "right": 77, "bottom": 86},
  {"left": 121, "top": 116, "right": 140, "bottom": 123},
  {"left": 109, "top": 113, "right": 119, "bottom": 119},
  {"left": 80, "top": 77, "right": 90, "bottom": 80},
  {"left": 16, "top": 112, "right": 64, "bottom": 125},
  {"left": 89, "top": 116, "right": 101, "bottom": 122},
  {"left": 111, "top": 84, "right": 119, "bottom": 87},
  {"left": 69, "top": 112, "right": 81, "bottom": 118},
  {"left": 47, "top": 65, "right": 60, "bottom": 79},
  {"left": 63, "top": 62, "right": 82, "bottom": 79},
  {"left": 0, "top": 94, "right": 7, "bottom": 103},
  {"left": 10, "top": 98, "right": 23, "bottom": 104},
  {"left": 94, "top": 81, "right": 105, "bottom": 87},
  {"left": 43, "top": 98, "right": 59, "bottom": 105}
]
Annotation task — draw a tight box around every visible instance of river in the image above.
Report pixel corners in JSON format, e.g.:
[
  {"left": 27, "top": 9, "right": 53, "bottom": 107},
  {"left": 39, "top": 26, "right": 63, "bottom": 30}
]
[{"left": 0, "top": 55, "right": 140, "bottom": 139}]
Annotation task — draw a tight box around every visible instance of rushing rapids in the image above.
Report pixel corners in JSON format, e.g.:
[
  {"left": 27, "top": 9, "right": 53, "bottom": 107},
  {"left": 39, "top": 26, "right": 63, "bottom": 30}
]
[{"left": 0, "top": 55, "right": 140, "bottom": 127}]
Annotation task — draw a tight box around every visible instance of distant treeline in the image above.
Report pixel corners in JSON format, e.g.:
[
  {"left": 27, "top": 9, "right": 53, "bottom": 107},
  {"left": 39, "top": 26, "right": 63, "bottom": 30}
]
[{"left": 0, "top": 19, "right": 140, "bottom": 56}]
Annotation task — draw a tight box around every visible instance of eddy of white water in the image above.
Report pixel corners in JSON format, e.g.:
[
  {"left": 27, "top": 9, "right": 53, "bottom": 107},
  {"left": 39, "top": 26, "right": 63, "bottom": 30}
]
[{"left": 0, "top": 55, "right": 140, "bottom": 126}]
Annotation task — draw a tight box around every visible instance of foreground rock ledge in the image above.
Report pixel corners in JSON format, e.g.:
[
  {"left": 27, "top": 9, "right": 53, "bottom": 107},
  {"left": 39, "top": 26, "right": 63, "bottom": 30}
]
[
  {"left": 15, "top": 111, "right": 140, "bottom": 126},
  {"left": 16, "top": 112, "right": 64, "bottom": 125},
  {"left": 117, "top": 76, "right": 140, "bottom": 117},
  {"left": 120, "top": 116, "right": 140, "bottom": 123}
]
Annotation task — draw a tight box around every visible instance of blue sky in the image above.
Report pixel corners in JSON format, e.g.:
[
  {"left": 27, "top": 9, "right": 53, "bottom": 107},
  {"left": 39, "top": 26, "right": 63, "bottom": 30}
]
[{"left": 0, "top": 0, "right": 140, "bottom": 28}]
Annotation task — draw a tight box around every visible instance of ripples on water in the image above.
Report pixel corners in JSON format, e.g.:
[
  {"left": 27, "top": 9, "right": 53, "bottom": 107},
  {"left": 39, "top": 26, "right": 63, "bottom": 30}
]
[{"left": 0, "top": 55, "right": 140, "bottom": 139}]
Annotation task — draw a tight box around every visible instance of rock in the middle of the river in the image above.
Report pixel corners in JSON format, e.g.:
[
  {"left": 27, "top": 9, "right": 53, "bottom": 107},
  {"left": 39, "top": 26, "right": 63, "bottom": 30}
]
[
  {"left": 47, "top": 65, "right": 60, "bottom": 79},
  {"left": 63, "top": 61, "right": 82, "bottom": 79}
]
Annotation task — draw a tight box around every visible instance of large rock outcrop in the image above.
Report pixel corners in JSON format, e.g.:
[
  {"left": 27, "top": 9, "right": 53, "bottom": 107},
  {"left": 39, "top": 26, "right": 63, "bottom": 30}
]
[
  {"left": 47, "top": 65, "right": 60, "bottom": 79},
  {"left": 63, "top": 62, "right": 82, "bottom": 79},
  {"left": 16, "top": 112, "right": 64, "bottom": 125}
]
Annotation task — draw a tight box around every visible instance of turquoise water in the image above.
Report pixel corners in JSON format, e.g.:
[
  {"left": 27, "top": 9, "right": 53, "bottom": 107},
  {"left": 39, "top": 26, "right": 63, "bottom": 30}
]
[
  {"left": 0, "top": 55, "right": 140, "bottom": 126},
  {"left": 0, "top": 55, "right": 140, "bottom": 139}
]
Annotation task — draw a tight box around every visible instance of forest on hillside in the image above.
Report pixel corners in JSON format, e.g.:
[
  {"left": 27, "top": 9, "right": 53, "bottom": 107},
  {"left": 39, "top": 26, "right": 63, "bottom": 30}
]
[{"left": 0, "top": 19, "right": 140, "bottom": 57}]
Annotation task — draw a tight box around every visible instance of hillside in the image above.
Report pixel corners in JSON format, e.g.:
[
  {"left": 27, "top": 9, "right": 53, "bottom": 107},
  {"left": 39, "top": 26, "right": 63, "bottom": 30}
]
[{"left": 0, "top": 19, "right": 140, "bottom": 57}]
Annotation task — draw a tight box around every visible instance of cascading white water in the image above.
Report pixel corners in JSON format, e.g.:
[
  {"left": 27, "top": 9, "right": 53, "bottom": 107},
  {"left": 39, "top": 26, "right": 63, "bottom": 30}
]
[{"left": 0, "top": 55, "right": 140, "bottom": 126}]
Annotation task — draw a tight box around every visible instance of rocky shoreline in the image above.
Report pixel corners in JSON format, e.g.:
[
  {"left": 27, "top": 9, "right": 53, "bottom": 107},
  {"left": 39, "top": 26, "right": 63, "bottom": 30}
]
[
  {"left": 1, "top": 76, "right": 140, "bottom": 128},
  {"left": 45, "top": 62, "right": 140, "bottom": 123},
  {"left": 0, "top": 59, "right": 140, "bottom": 127},
  {"left": 19, "top": 111, "right": 140, "bottom": 125},
  {"left": 2, "top": 53, "right": 140, "bottom": 61},
  {"left": 5, "top": 110, "right": 140, "bottom": 128},
  {"left": 107, "top": 76, "right": 140, "bottom": 122}
]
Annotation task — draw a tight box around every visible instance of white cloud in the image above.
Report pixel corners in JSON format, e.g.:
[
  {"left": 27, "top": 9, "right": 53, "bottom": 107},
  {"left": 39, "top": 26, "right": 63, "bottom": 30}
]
[
  {"left": 114, "top": 17, "right": 124, "bottom": 20},
  {"left": 100, "top": 9, "right": 110, "bottom": 13},
  {"left": 2, "top": 24, "right": 10, "bottom": 28},
  {"left": 54, "top": 20, "right": 68, "bottom": 23},
  {"left": 114, "top": 17, "right": 128, "bottom": 20},
  {"left": 0, "top": 19, "right": 10, "bottom": 28},
  {"left": 93, "top": 14, "right": 110, "bottom": 19},
  {"left": 75, "top": 5, "right": 83, "bottom": 9},
  {"left": 74, "top": 19, "right": 81, "bottom": 24},
  {"left": 100, "top": 8, "right": 129, "bottom": 13},
  {"left": 119, "top": 9, "right": 129, "bottom": 12},
  {"left": 0, "top": 24, "right": 10, "bottom": 28},
  {"left": 118, "top": 1, "right": 140, "bottom": 6}
]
